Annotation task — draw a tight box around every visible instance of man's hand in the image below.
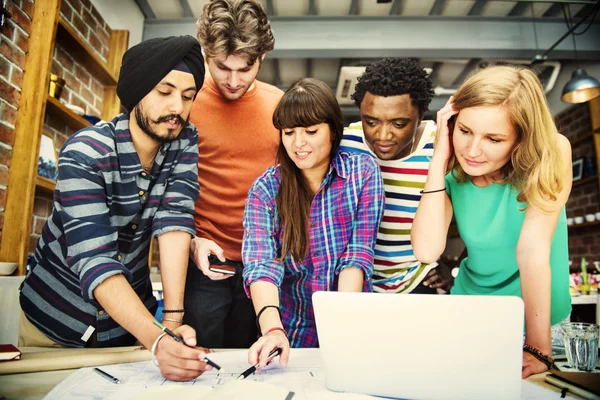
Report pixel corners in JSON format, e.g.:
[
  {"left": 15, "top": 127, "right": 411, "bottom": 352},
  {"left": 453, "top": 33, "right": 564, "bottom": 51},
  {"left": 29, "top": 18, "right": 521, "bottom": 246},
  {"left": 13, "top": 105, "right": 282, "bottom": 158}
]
[
  {"left": 154, "top": 325, "right": 214, "bottom": 381},
  {"left": 190, "top": 237, "right": 232, "bottom": 281},
  {"left": 422, "top": 263, "right": 454, "bottom": 291}
]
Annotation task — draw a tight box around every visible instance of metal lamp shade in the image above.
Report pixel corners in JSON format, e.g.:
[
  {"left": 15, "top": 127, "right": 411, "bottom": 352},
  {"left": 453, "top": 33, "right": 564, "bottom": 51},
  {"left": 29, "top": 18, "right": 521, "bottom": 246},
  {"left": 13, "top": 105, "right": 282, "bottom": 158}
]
[{"left": 561, "top": 68, "right": 600, "bottom": 104}]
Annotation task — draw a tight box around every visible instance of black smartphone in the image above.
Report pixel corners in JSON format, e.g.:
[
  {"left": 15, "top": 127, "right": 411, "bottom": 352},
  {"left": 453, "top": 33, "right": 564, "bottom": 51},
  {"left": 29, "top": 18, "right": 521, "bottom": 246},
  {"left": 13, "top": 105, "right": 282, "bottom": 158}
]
[{"left": 207, "top": 254, "right": 236, "bottom": 275}]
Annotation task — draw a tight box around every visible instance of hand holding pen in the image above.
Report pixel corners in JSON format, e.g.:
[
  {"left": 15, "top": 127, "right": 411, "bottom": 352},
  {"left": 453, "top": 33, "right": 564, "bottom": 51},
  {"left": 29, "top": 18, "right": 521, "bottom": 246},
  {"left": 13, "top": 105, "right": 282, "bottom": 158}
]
[
  {"left": 238, "top": 348, "right": 282, "bottom": 380},
  {"left": 247, "top": 328, "right": 290, "bottom": 371},
  {"left": 151, "top": 321, "right": 217, "bottom": 381}
]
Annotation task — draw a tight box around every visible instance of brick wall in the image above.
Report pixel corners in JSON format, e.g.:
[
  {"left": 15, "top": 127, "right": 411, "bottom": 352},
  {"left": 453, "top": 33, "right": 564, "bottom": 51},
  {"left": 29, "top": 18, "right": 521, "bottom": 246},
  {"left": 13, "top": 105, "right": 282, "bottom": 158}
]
[
  {"left": 555, "top": 103, "right": 600, "bottom": 270},
  {"left": 0, "top": 0, "right": 34, "bottom": 243}
]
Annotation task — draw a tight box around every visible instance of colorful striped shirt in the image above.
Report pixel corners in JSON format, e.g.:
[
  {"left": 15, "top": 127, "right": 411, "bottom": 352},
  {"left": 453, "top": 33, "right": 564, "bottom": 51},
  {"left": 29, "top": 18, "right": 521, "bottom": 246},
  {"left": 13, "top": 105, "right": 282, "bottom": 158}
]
[
  {"left": 339, "top": 121, "right": 437, "bottom": 293},
  {"left": 20, "top": 112, "right": 199, "bottom": 347},
  {"left": 242, "top": 150, "right": 384, "bottom": 347}
]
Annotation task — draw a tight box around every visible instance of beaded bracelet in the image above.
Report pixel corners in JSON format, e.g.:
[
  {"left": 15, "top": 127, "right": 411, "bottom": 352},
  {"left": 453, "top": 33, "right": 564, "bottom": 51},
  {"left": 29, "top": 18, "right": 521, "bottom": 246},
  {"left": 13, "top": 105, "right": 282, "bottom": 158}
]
[
  {"left": 263, "top": 326, "right": 287, "bottom": 337},
  {"left": 523, "top": 344, "right": 557, "bottom": 370},
  {"left": 162, "top": 309, "right": 185, "bottom": 313}
]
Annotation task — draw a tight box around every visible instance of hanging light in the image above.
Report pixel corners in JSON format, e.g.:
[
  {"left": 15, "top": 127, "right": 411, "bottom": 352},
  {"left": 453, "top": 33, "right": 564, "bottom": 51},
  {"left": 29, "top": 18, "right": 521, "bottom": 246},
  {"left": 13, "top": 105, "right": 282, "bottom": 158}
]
[{"left": 561, "top": 68, "right": 600, "bottom": 104}]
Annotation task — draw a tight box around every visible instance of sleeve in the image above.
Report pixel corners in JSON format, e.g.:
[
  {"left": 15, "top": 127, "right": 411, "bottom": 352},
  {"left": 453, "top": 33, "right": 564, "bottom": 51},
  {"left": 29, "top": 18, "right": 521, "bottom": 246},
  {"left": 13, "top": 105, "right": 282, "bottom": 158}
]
[
  {"left": 241, "top": 176, "right": 285, "bottom": 298},
  {"left": 335, "top": 156, "right": 385, "bottom": 281},
  {"left": 152, "top": 133, "right": 199, "bottom": 238},
  {"left": 444, "top": 171, "right": 454, "bottom": 198},
  {"left": 55, "top": 150, "right": 130, "bottom": 304}
]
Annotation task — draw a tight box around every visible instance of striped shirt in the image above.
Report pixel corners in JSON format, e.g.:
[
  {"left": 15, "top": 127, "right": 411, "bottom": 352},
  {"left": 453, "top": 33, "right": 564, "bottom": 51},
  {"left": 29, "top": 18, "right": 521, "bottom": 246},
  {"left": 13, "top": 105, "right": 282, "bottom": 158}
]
[
  {"left": 339, "top": 121, "right": 437, "bottom": 293},
  {"left": 20, "top": 113, "right": 199, "bottom": 347},
  {"left": 242, "top": 151, "right": 384, "bottom": 348}
]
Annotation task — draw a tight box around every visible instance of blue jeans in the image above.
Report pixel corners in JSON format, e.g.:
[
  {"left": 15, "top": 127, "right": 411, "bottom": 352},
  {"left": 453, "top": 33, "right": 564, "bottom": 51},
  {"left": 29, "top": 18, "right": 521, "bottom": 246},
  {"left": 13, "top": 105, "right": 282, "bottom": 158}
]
[{"left": 183, "top": 258, "right": 257, "bottom": 348}]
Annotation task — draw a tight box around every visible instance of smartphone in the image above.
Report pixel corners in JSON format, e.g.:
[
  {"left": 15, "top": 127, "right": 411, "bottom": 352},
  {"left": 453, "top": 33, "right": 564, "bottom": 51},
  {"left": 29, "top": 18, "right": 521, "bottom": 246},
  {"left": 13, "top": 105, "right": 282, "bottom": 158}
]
[{"left": 208, "top": 265, "right": 236, "bottom": 275}]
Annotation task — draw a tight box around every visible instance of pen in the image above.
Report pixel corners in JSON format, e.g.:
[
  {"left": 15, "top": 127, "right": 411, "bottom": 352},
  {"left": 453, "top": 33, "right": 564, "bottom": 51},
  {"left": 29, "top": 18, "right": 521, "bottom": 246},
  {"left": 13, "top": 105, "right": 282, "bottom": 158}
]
[
  {"left": 93, "top": 367, "right": 121, "bottom": 384},
  {"left": 152, "top": 320, "right": 222, "bottom": 371},
  {"left": 237, "top": 348, "right": 283, "bottom": 380}
]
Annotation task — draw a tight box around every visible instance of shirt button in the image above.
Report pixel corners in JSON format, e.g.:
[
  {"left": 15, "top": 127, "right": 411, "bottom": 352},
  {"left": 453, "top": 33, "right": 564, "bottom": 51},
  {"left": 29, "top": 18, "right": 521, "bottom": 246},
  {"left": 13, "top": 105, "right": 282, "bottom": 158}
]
[
  {"left": 117, "top": 255, "right": 122, "bottom": 261},
  {"left": 98, "top": 310, "right": 105, "bottom": 315},
  {"left": 142, "top": 196, "right": 147, "bottom": 201},
  {"left": 316, "top": 275, "right": 321, "bottom": 280},
  {"left": 141, "top": 172, "right": 147, "bottom": 177},
  {"left": 132, "top": 224, "right": 137, "bottom": 230},
  {"left": 138, "top": 190, "right": 144, "bottom": 196}
]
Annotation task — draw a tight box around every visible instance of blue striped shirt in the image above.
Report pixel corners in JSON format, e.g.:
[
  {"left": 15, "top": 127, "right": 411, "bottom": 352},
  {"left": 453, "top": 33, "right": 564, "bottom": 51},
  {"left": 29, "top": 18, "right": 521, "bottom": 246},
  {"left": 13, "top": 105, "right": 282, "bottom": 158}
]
[
  {"left": 242, "top": 150, "right": 385, "bottom": 347},
  {"left": 20, "top": 113, "right": 199, "bottom": 347}
]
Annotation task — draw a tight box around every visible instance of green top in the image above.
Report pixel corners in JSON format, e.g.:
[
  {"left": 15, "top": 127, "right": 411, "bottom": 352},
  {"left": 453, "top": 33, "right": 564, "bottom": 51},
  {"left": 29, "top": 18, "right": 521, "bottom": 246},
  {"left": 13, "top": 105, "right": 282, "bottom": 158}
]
[{"left": 446, "top": 173, "right": 571, "bottom": 325}]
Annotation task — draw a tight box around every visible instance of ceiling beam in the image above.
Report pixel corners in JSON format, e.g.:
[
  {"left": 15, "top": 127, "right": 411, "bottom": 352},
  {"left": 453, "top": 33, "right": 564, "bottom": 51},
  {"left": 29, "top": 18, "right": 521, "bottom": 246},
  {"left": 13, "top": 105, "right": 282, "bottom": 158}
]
[
  {"left": 143, "top": 16, "right": 600, "bottom": 60},
  {"left": 508, "top": 2, "right": 529, "bottom": 16},
  {"left": 427, "top": 62, "right": 443, "bottom": 84},
  {"left": 542, "top": 3, "right": 563, "bottom": 17},
  {"left": 308, "top": 0, "right": 317, "bottom": 15},
  {"left": 265, "top": 0, "right": 274, "bottom": 16},
  {"left": 179, "top": 0, "right": 194, "bottom": 18},
  {"left": 452, "top": 58, "right": 482, "bottom": 86},
  {"left": 306, "top": 58, "right": 313, "bottom": 78},
  {"left": 349, "top": 0, "right": 359, "bottom": 15},
  {"left": 273, "top": 59, "right": 281, "bottom": 87},
  {"left": 389, "top": 0, "right": 403, "bottom": 15},
  {"left": 135, "top": 0, "right": 156, "bottom": 19},
  {"left": 429, "top": 0, "right": 446, "bottom": 16},
  {"left": 468, "top": 0, "right": 487, "bottom": 16}
]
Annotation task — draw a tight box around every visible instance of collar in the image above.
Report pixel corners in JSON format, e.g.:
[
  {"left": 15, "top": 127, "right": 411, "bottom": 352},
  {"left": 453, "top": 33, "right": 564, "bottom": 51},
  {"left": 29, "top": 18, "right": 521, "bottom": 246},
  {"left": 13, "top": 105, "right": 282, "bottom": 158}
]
[{"left": 323, "top": 149, "right": 348, "bottom": 185}]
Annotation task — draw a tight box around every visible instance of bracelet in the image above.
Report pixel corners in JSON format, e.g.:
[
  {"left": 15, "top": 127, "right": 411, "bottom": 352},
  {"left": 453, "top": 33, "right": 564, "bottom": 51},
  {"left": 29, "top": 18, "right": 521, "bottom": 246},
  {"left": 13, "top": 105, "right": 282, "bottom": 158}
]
[
  {"left": 523, "top": 344, "right": 556, "bottom": 370},
  {"left": 420, "top": 188, "right": 446, "bottom": 194},
  {"left": 256, "top": 305, "right": 282, "bottom": 331},
  {"left": 262, "top": 326, "right": 287, "bottom": 337},
  {"left": 162, "top": 309, "right": 185, "bottom": 313},
  {"left": 151, "top": 332, "right": 168, "bottom": 368},
  {"left": 162, "top": 317, "right": 183, "bottom": 323}
]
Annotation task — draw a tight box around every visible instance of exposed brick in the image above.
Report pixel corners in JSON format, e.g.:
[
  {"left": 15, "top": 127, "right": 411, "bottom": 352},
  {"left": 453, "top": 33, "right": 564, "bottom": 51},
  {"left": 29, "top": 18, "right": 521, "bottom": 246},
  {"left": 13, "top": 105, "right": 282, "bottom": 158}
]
[
  {"left": 97, "top": 27, "right": 110, "bottom": 48},
  {"left": 0, "top": 145, "right": 11, "bottom": 168},
  {"left": 81, "top": 8, "right": 97, "bottom": 31},
  {"left": 91, "top": 79, "right": 103, "bottom": 97},
  {"left": 0, "top": 122, "right": 15, "bottom": 145},
  {"left": 80, "top": 86, "right": 94, "bottom": 104},
  {"left": 60, "top": 0, "right": 73, "bottom": 22},
  {"left": 0, "top": 79, "right": 20, "bottom": 106},
  {"left": 32, "top": 196, "right": 50, "bottom": 217},
  {"left": 74, "top": 65, "right": 91, "bottom": 87},
  {"left": 0, "top": 56, "right": 9, "bottom": 80},
  {"left": 80, "top": 0, "right": 92, "bottom": 11},
  {"left": 1, "top": 21, "right": 15, "bottom": 41},
  {"left": 0, "top": 41, "right": 25, "bottom": 70},
  {"left": 21, "top": 0, "right": 33, "bottom": 20},
  {"left": 0, "top": 166, "right": 8, "bottom": 186},
  {"left": 51, "top": 60, "right": 64, "bottom": 77},
  {"left": 71, "top": 15, "right": 88, "bottom": 40},
  {"left": 8, "top": 2, "right": 31, "bottom": 35},
  {"left": 90, "top": 6, "right": 103, "bottom": 26},
  {"left": 100, "top": 46, "right": 108, "bottom": 61},
  {"left": 15, "top": 29, "right": 28, "bottom": 53},
  {"left": 62, "top": 0, "right": 79, "bottom": 15},
  {"left": 69, "top": 93, "right": 86, "bottom": 110},
  {"left": 10, "top": 66, "right": 23, "bottom": 88},
  {"left": 55, "top": 133, "right": 68, "bottom": 149},
  {"left": 28, "top": 234, "right": 39, "bottom": 253},
  {"left": 0, "top": 100, "right": 17, "bottom": 126},
  {"left": 88, "top": 32, "right": 102, "bottom": 55},
  {"left": 55, "top": 46, "right": 74, "bottom": 72},
  {"left": 0, "top": 188, "right": 5, "bottom": 208},
  {"left": 63, "top": 70, "right": 81, "bottom": 93}
]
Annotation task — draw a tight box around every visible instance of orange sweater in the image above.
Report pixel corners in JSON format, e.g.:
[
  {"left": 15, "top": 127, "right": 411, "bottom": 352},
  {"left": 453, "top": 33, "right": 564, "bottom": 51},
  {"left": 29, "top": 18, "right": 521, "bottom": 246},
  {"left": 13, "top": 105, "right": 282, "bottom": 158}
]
[{"left": 190, "top": 77, "right": 283, "bottom": 261}]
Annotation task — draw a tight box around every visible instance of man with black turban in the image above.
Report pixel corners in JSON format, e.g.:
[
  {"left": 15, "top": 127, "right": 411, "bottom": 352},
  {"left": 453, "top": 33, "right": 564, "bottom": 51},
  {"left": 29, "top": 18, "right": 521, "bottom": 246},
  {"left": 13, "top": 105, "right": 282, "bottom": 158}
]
[{"left": 19, "top": 36, "right": 211, "bottom": 381}]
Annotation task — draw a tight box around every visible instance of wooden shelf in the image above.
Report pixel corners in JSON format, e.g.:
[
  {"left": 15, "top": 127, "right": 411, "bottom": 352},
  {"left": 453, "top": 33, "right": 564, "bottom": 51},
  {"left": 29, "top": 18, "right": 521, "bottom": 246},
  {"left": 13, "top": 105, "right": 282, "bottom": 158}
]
[
  {"left": 56, "top": 18, "right": 117, "bottom": 86},
  {"left": 573, "top": 175, "right": 598, "bottom": 187},
  {"left": 568, "top": 219, "right": 600, "bottom": 230},
  {"left": 46, "top": 96, "right": 91, "bottom": 132},
  {"left": 36, "top": 175, "right": 56, "bottom": 193},
  {"left": 570, "top": 133, "right": 593, "bottom": 146}
]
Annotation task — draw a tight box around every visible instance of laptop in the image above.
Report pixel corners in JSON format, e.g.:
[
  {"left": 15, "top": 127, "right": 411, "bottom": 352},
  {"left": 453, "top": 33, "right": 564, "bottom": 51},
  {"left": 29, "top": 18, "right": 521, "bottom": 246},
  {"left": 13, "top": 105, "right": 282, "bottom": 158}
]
[{"left": 312, "top": 292, "right": 524, "bottom": 400}]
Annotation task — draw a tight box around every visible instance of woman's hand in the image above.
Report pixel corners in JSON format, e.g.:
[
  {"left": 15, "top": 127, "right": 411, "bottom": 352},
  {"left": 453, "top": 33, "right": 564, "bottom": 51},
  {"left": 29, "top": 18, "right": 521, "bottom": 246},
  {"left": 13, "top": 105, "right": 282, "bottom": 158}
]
[
  {"left": 248, "top": 330, "right": 290, "bottom": 372},
  {"left": 154, "top": 324, "right": 214, "bottom": 381},
  {"left": 522, "top": 351, "right": 548, "bottom": 379},
  {"left": 433, "top": 97, "right": 458, "bottom": 164},
  {"left": 190, "top": 237, "right": 231, "bottom": 280}
]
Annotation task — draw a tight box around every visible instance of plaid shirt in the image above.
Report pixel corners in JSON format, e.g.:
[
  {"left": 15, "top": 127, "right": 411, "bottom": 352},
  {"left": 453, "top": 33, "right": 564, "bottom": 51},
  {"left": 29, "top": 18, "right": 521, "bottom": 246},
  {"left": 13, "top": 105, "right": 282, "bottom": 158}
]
[
  {"left": 242, "top": 150, "right": 384, "bottom": 347},
  {"left": 20, "top": 113, "right": 199, "bottom": 347}
]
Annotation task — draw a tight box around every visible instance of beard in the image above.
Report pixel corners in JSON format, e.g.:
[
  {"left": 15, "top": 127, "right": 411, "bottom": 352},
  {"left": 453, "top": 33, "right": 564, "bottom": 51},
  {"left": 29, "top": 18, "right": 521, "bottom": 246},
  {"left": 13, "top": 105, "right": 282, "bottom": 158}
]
[{"left": 133, "top": 103, "right": 189, "bottom": 144}]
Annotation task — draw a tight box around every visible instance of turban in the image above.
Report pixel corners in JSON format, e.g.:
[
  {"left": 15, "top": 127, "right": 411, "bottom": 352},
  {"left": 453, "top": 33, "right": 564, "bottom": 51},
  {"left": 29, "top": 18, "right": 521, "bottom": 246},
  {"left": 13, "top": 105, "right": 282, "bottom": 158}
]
[{"left": 116, "top": 35, "right": 205, "bottom": 111}]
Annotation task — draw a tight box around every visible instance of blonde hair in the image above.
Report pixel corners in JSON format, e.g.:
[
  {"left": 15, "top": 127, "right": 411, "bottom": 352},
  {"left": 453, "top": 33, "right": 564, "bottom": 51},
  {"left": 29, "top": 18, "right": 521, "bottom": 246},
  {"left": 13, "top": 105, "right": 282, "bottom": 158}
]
[
  {"left": 196, "top": 0, "right": 274, "bottom": 65},
  {"left": 448, "top": 65, "right": 563, "bottom": 211}
]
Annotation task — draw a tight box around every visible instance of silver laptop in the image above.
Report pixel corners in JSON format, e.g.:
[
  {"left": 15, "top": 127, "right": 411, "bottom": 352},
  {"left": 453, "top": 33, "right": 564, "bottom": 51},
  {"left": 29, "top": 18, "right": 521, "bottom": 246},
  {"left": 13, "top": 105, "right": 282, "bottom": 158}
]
[{"left": 313, "top": 292, "right": 524, "bottom": 400}]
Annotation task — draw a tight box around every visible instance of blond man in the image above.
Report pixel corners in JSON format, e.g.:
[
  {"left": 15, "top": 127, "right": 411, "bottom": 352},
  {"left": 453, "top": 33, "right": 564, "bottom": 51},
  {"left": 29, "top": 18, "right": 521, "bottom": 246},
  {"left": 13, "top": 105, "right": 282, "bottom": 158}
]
[{"left": 182, "top": 0, "right": 284, "bottom": 348}]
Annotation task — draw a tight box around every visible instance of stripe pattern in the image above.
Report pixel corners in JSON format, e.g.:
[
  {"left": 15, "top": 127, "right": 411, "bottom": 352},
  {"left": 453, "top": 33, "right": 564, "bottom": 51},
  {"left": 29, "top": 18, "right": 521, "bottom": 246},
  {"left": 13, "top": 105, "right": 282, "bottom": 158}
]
[
  {"left": 242, "top": 151, "right": 385, "bottom": 347},
  {"left": 19, "top": 112, "right": 199, "bottom": 347},
  {"left": 339, "top": 121, "right": 438, "bottom": 293}
]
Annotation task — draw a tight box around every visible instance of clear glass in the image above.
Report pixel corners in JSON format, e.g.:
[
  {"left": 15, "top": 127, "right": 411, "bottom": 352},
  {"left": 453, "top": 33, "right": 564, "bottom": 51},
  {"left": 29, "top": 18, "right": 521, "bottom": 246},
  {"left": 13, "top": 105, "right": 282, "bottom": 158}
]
[{"left": 561, "top": 323, "right": 599, "bottom": 372}]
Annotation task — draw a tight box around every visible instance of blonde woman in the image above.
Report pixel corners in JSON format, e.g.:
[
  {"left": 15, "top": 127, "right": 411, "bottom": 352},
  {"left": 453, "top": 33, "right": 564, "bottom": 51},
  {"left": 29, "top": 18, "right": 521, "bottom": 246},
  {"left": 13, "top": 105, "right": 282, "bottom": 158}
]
[{"left": 412, "top": 65, "right": 572, "bottom": 378}]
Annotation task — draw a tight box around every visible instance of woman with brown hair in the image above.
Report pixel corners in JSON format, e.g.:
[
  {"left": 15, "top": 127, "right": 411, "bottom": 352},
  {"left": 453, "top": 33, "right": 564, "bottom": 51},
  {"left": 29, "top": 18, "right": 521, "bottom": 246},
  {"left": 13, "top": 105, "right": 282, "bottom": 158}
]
[{"left": 242, "top": 78, "right": 384, "bottom": 367}]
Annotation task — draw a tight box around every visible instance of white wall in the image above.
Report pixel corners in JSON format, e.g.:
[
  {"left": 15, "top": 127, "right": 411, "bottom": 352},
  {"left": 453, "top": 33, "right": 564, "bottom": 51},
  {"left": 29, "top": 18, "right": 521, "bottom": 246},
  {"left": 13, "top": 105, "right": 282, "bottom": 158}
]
[
  {"left": 546, "top": 60, "right": 600, "bottom": 115},
  {"left": 91, "top": 0, "right": 144, "bottom": 48}
]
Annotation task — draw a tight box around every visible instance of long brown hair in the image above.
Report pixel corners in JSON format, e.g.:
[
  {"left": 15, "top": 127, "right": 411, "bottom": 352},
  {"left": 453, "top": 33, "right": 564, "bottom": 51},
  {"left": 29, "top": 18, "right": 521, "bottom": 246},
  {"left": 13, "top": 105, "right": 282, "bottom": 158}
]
[
  {"left": 448, "top": 65, "right": 563, "bottom": 211},
  {"left": 273, "top": 78, "right": 343, "bottom": 261}
]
